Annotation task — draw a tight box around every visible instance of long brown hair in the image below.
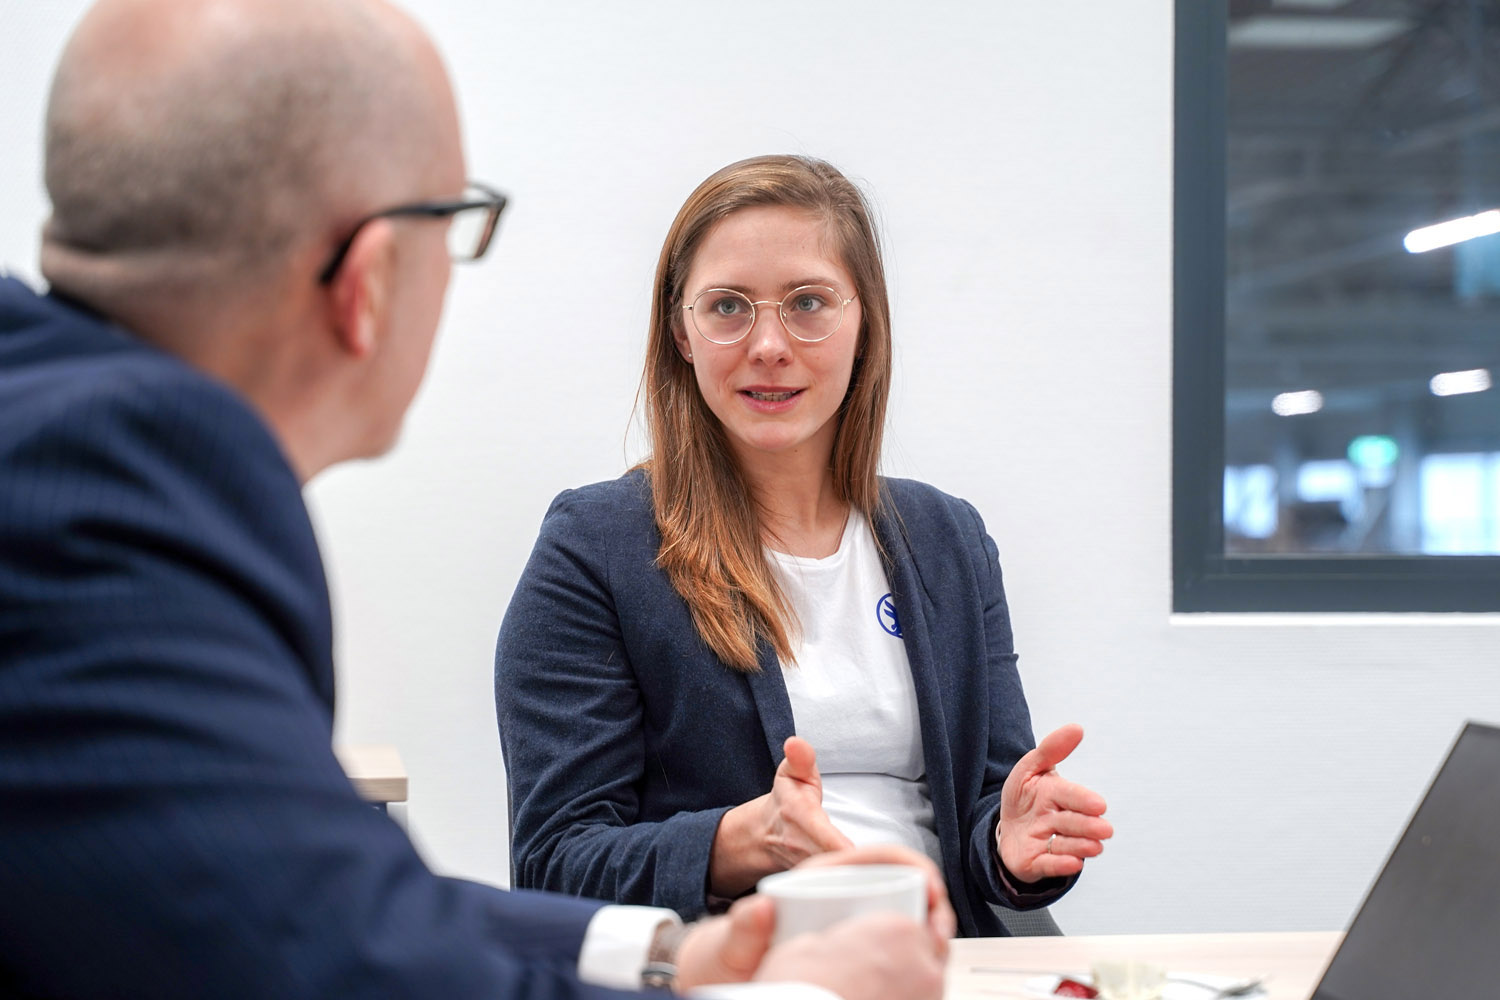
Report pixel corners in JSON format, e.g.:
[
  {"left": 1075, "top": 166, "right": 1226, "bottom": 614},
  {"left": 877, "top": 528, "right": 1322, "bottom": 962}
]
[{"left": 642, "top": 155, "right": 892, "bottom": 672}]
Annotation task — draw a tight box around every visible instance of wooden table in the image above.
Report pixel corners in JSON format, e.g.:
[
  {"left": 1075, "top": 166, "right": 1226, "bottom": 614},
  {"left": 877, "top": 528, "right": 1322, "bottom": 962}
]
[
  {"left": 947, "top": 932, "right": 1343, "bottom": 1000},
  {"left": 334, "top": 744, "right": 408, "bottom": 809}
]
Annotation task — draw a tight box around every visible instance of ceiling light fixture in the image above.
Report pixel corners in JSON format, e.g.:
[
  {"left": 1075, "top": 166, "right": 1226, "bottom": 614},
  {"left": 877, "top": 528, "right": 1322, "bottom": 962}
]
[
  {"left": 1403, "top": 209, "right": 1500, "bottom": 253},
  {"left": 1228, "top": 16, "right": 1409, "bottom": 49},
  {"left": 1272, "top": 390, "right": 1324, "bottom": 416},
  {"left": 1429, "top": 369, "right": 1493, "bottom": 397}
]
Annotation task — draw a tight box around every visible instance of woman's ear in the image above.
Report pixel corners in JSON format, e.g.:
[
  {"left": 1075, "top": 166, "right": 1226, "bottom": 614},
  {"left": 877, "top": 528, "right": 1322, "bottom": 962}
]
[
  {"left": 671, "top": 315, "right": 694, "bottom": 364},
  {"left": 326, "top": 218, "right": 397, "bottom": 359}
]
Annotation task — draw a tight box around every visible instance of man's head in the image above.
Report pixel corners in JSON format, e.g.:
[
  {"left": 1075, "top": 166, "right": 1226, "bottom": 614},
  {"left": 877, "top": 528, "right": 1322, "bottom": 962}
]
[{"left": 40, "top": 0, "right": 471, "bottom": 478}]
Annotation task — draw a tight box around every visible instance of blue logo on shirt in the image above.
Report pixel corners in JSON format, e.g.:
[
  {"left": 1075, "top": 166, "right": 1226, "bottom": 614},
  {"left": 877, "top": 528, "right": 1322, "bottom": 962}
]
[{"left": 876, "top": 593, "right": 902, "bottom": 637}]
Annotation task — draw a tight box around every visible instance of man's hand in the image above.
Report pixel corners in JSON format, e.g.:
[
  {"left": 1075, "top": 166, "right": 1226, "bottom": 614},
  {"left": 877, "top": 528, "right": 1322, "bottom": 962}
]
[
  {"left": 673, "top": 897, "right": 776, "bottom": 992},
  {"left": 675, "top": 897, "right": 944, "bottom": 1000},
  {"left": 752, "top": 910, "right": 945, "bottom": 1000},
  {"left": 676, "top": 845, "right": 955, "bottom": 996}
]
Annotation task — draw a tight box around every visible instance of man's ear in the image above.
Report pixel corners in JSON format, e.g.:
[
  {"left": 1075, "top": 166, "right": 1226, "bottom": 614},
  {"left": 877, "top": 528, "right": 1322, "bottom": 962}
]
[{"left": 327, "top": 219, "right": 397, "bottom": 359}]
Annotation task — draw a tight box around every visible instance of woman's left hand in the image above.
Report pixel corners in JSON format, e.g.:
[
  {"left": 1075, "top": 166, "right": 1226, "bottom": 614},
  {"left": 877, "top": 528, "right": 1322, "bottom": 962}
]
[{"left": 996, "top": 723, "right": 1113, "bottom": 882}]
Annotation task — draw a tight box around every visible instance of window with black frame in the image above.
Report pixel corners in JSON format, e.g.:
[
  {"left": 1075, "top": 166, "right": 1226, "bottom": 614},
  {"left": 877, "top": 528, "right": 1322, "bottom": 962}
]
[{"left": 1175, "top": 0, "right": 1500, "bottom": 611}]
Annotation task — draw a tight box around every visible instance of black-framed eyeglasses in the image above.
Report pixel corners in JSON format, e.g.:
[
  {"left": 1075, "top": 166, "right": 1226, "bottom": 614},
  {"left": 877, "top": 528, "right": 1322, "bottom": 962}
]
[{"left": 317, "top": 180, "right": 507, "bottom": 284}]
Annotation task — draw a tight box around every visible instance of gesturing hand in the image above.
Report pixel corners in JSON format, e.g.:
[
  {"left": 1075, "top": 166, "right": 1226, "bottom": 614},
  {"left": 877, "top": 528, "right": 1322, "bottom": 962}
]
[
  {"left": 762, "top": 736, "right": 854, "bottom": 866},
  {"left": 709, "top": 736, "right": 853, "bottom": 897},
  {"left": 996, "top": 723, "right": 1113, "bottom": 882}
]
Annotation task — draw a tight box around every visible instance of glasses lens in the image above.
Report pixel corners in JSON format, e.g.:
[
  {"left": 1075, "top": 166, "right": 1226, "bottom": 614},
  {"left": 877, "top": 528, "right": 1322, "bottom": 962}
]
[
  {"left": 691, "top": 289, "right": 754, "bottom": 344},
  {"left": 446, "top": 204, "right": 493, "bottom": 262},
  {"left": 780, "top": 286, "right": 845, "bottom": 342}
]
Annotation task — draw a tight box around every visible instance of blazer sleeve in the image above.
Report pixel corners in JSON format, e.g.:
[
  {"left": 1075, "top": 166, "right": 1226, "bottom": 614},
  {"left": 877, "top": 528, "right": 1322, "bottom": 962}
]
[
  {"left": 956, "top": 499, "right": 1077, "bottom": 911},
  {"left": 0, "top": 374, "right": 620, "bottom": 1000},
  {"left": 496, "top": 489, "right": 731, "bottom": 918}
]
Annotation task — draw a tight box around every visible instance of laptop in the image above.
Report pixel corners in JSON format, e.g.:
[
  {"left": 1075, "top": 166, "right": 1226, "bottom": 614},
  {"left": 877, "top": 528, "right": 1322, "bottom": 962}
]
[{"left": 1309, "top": 720, "right": 1500, "bottom": 1000}]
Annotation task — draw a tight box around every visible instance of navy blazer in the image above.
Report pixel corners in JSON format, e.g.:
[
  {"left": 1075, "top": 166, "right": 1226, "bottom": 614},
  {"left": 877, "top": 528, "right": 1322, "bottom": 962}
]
[
  {"left": 496, "top": 469, "right": 1073, "bottom": 938},
  {"left": 0, "top": 277, "right": 622, "bottom": 999}
]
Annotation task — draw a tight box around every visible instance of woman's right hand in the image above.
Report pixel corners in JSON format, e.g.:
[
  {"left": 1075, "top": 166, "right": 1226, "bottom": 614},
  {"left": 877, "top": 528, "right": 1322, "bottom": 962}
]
[{"left": 708, "top": 736, "right": 853, "bottom": 897}]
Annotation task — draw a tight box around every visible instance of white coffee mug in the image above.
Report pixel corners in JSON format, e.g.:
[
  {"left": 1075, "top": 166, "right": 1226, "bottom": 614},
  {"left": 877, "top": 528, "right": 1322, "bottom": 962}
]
[{"left": 756, "top": 864, "right": 927, "bottom": 946}]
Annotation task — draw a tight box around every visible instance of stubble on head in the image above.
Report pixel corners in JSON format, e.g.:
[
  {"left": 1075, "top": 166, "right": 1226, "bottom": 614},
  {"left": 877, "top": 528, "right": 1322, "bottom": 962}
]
[{"left": 40, "top": 0, "right": 459, "bottom": 332}]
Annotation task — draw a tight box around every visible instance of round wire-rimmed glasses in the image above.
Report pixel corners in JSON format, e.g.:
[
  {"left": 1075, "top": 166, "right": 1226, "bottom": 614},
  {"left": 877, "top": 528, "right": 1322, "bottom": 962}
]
[{"left": 682, "top": 285, "right": 858, "bottom": 345}]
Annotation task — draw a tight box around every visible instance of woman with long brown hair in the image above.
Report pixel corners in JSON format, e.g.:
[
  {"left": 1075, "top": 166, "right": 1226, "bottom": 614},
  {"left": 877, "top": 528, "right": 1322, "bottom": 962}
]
[{"left": 494, "top": 155, "right": 1112, "bottom": 937}]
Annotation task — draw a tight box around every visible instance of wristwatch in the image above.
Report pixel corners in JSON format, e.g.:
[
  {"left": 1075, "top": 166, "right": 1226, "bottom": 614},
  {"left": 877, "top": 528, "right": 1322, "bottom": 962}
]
[{"left": 641, "top": 919, "right": 690, "bottom": 991}]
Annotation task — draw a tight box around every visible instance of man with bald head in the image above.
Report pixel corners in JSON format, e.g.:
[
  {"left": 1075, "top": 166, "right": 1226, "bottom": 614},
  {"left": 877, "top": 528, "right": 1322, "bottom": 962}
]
[
  {"left": 39, "top": 0, "right": 462, "bottom": 472},
  {"left": 0, "top": 1, "right": 950, "bottom": 998}
]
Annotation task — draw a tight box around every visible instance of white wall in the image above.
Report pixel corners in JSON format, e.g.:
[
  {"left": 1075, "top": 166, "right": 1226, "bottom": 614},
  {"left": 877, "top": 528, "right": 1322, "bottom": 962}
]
[{"left": 4, "top": 0, "right": 1498, "bottom": 937}]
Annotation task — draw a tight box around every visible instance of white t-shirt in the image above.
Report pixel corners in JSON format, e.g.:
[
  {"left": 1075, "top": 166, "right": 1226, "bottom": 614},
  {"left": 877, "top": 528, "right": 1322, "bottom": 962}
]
[{"left": 766, "top": 511, "right": 943, "bottom": 870}]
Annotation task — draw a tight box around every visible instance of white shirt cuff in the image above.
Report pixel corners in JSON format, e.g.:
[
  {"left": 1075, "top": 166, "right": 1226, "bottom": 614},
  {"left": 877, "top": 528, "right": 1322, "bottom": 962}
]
[
  {"left": 577, "top": 904, "right": 841, "bottom": 1000},
  {"left": 578, "top": 904, "right": 679, "bottom": 991}
]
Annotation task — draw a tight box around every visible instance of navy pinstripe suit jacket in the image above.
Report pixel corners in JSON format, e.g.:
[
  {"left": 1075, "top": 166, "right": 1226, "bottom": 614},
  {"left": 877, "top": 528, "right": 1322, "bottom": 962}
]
[{"left": 0, "top": 277, "right": 621, "bottom": 999}]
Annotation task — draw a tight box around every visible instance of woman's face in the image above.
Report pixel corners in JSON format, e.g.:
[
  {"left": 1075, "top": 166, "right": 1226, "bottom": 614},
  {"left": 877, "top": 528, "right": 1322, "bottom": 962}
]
[{"left": 673, "top": 204, "right": 862, "bottom": 475}]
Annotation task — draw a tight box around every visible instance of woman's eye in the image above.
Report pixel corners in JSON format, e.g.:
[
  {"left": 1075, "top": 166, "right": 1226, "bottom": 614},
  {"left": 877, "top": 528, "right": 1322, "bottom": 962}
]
[
  {"left": 711, "top": 297, "right": 745, "bottom": 316},
  {"left": 791, "top": 294, "right": 826, "bottom": 312}
]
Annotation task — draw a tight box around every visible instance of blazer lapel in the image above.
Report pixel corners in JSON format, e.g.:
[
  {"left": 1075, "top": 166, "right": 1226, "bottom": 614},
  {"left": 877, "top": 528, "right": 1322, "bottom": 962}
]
[
  {"left": 875, "top": 503, "right": 977, "bottom": 932},
  {"left": 744, "top": 641, "right": 796, "bottom": 764}
]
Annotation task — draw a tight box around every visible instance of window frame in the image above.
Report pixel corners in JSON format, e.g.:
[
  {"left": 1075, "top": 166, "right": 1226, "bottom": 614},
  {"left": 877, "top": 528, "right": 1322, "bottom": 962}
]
[{"left": 1172, "top": 0, "right": 1500, "bottom": 613}]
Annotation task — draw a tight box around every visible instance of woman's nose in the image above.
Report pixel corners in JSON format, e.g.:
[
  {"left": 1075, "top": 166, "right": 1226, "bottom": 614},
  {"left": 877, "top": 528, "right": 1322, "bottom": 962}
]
[{"left": 744, "top": 303, "right": 792, "bottom": 362}]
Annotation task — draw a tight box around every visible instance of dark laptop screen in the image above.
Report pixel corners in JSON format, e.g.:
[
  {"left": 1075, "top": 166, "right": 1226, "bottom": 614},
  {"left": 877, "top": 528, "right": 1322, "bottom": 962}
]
[{"left": 1312, "top": 722, "right": 1500, "bottom": 1000}]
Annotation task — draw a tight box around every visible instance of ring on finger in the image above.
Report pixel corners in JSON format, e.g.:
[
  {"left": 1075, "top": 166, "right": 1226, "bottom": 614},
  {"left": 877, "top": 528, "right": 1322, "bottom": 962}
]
[{"left": 1046, "top": 833, "right": 1057, "bottom": 854}]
